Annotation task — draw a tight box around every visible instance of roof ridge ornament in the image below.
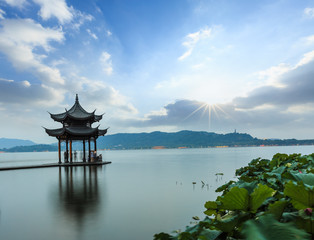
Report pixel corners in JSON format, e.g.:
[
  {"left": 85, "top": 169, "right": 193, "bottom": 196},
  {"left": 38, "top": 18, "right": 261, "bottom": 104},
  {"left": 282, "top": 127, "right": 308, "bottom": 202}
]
[{"left": 75, "top": 94, "right": 79, "bottom": 103}]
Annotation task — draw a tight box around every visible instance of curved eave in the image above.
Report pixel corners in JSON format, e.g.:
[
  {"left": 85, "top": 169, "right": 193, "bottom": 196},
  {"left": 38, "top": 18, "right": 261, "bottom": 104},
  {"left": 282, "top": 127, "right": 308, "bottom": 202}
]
[
  {"left": 94, "top": 114, "right": 104, "bottom": 122},
  {"left": 45, "top": 126, "right": 108, "bottom": 138},
  {"left": 50, "top": 112, "right": 99, "bottom": 122},
  {"left": 44, "top": 127, "right": 65, "bottom": 137},
  {"left": 49, "top": 95, "right": 103, "bottom": 122},
  {"left": 98, "top": 128, "right": 108, "bottom": 136},
  {"left": 50, "top": 112, "right": 67, "bottom": 122},
  {"left": 50, "top": 108, "right": 100, "bottom": 123}
]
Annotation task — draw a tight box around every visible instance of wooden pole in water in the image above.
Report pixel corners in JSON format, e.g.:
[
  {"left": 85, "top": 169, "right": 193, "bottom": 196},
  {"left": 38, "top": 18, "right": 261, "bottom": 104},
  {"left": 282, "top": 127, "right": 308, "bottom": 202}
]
[
  {"left": 83, "top": 140, "right": 86, "bottom": 162},
  {"left": 70, "top": 140, "right": 72, "bottom": 163},
  {"left": 58, "top": 139, "right": 61, "bottom": 164},
  {"left": 88, "top": 138, "right": 91, "bottom": 162},
  {"left": 66, "top": 139, "right": 69, "bottom": 163}
]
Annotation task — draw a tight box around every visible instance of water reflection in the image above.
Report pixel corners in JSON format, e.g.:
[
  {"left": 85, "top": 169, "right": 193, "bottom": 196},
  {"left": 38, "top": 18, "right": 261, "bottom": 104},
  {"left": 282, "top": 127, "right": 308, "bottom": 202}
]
[{"left": 55, "top": 166, "right": 105, "bottom": 231}]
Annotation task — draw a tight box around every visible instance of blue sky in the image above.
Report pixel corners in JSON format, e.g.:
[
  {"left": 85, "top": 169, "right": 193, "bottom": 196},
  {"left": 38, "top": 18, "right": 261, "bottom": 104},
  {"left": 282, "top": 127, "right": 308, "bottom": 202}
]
[{"left": 1, "top": 0, "right": 314, "bottom": 143}]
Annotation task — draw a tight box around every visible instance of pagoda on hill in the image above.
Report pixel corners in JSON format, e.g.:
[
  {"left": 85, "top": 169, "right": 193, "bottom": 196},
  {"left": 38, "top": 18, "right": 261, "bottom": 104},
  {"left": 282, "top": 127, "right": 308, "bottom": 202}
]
[{"left": 45, "top": 94, "right": 108, "bottom": 164}]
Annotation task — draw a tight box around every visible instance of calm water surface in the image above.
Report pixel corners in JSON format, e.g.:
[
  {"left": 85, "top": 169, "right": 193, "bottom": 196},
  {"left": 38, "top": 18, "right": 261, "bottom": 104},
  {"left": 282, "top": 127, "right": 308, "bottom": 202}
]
[{"left": 0, "top": 146, "right": 313, "bottom": 240}]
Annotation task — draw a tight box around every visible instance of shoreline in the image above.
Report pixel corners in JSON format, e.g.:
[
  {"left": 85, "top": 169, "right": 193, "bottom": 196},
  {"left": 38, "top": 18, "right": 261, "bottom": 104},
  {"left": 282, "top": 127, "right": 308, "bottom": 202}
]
[{"left": 1, "top": 143, "right": 314, "bottom": 153}]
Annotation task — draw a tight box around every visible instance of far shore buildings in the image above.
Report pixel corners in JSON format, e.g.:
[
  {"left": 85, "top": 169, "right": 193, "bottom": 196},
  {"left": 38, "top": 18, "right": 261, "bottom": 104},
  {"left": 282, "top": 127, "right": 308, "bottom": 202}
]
[{"left": 44, "top": 94, "right": 108, "bottom": 163}]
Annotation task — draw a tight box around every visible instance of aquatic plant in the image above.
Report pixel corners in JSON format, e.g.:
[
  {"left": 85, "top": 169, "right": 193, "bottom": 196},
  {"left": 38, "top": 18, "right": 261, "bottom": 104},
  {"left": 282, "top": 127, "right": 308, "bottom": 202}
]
[{"left": 154, "top": 153, "right": 314, "bottom": 239}]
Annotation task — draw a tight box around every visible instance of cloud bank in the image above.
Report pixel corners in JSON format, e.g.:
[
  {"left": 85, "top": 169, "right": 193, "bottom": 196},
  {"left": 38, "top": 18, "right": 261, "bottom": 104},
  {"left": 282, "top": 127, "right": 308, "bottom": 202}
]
[{"left": 118, "top": 50, "right": 314, "bottom": 138}]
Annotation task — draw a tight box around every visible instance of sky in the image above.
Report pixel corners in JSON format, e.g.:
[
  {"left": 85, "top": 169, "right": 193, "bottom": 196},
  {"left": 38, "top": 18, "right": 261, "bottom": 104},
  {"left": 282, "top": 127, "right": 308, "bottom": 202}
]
[{"left": 2, "top": 0, "right": 314, "bottom": 143}]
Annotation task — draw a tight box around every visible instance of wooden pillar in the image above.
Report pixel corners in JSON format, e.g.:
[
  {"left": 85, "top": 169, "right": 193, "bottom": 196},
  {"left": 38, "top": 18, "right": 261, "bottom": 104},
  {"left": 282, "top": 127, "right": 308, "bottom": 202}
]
[
  {"left": 88, "top": 138, "right": 91, "bottom": 162},
  {"left": 94, "top": 138, "right": 97, "bottom": 152},
  {"left": 66, "top": 139, "right": 69, "bottom": 163},
  {"left": 58, "top": 139, "right": 61, "bottom": 164},
  {"left": 70, "top": 140, "right": 73, "bottom": 163},
  {"left": 83, "top": 140, "right": 86, "bottom": 162}
]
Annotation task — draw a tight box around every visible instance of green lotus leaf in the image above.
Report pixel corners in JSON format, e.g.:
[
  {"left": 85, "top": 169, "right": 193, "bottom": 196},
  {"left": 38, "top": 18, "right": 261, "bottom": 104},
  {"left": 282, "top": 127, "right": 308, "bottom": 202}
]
[
  {"left": 215, "top": 212, "right": 241, "bottom": 233},
  {"left": 295, "top": 209, "right": 314, "bottom": 234},
  {"left": 248, "top": 158, "right": 260, "bottom": 166},
  {"left": 281, "top": 171, "right": 297, "bottom": 182},
  {"left": 204, "top": 201, "right": 218, "bottom": 216},
  {"left": 266, "top": 177, "right": 277, "bottom": 186},
  {"left": 290, "top": 173, "right": 314, "bottom": 187},
  {"left": 250, "top": 184, "right": 276, "bottom": 212},
  {"left": 298, "top": 156, "right": 311, "bottom": 165},
  {"left": 281, "top": 212, "right": 299, "bottom": 222},
  {"left": 239, "top": 175, "right": 256, "bottom": 182},
  {"left": 197, "top": 229, "right": 221, "bottom": 240},
  {"left": 154, "top": 232, "right": 176, "bottom": 240},
  {"left": 284, "top": 181, "right": 314, "bottom": 210},
  {"left": 184, "top": 224, "right": 199, "bottom": 234},
  {"left": 177, "top": 232, "right": 193, "bottom": 240},
  {"left": 235, "top": 181, "right": 258, "bottom": 194},
  {"left": 272, "top": 166, "right": 286, "bottom": 175},
  {"left": 204, "top": 209, "right": 217, "bottom": 216},
  {"left": 242, "top": 214, "right": 310, "bottom": 240},
  {"left": 267, "top": 199, "right": 288, "bottom": 220},
  {"left": 220, "top": 187, "right": 249, "bottom": 210},
  {"left": 270, "top": 153, "right": 288, "bottom": 169},
  {"left": 215, "top": 180, "right": 235, "bottom": 193}
]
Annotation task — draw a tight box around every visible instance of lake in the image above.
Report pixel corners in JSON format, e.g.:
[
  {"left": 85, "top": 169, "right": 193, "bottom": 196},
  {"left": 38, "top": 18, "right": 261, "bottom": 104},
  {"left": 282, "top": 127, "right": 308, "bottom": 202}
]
[{"left": 0, "top": 145, "right": 313, "bottom": 240}]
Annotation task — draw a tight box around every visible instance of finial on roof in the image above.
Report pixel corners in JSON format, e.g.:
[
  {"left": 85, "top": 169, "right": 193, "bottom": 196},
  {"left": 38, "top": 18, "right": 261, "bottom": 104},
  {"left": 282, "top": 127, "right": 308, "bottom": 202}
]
[{"left": 75, "top": 94, "right": 79, "bottom": 102}]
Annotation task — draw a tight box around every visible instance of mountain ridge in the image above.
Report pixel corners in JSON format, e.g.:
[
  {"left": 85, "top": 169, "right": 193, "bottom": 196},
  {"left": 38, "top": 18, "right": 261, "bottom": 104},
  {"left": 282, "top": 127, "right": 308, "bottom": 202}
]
[
  {"left": 1, "top": 130, "right": 313, "bottom": 152},
  {"left": 0, "top": 138, "right": 36, "bottom": 149}
]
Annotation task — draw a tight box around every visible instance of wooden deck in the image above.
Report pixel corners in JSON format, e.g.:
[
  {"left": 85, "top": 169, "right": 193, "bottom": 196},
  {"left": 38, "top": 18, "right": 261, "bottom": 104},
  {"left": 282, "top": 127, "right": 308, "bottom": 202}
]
[{"left": 0, "top": 161, "right": 111, "bottom": 171}]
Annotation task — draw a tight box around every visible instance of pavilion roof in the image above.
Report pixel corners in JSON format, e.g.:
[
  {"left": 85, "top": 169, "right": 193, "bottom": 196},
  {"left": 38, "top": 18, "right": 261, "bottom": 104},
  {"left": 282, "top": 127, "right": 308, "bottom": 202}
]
[
  {"left": 50, "top": 94, "right": 103, "bottom": 122},
  {"left": 44, "top": 126, "right": 108, "bottom": 138}
]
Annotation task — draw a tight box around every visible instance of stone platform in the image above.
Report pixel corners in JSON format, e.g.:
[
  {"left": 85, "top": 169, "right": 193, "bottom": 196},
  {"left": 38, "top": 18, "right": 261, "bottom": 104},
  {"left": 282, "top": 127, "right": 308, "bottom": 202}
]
[{"left": 0, "top": 161, "right": 111, "bottom": 171}]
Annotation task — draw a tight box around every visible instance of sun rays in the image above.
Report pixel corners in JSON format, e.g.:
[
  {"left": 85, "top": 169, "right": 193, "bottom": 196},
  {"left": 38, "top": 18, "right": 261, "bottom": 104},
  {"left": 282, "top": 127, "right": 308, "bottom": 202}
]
[{"left": 182, "top": 102, "right": 229, "bottom": 130}]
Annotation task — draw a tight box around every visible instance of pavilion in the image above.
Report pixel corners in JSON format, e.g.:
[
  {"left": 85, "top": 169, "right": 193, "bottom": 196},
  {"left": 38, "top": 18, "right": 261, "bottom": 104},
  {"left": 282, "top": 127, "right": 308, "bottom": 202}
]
[{"left": 44, "top": 94, "right": 108, "bottom": 164}]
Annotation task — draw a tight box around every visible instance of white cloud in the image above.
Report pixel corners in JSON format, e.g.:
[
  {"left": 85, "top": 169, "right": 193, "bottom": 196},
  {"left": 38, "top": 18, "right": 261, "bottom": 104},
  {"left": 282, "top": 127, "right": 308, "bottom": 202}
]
[
  {"left": 303, "top": 34, "right": 314, "bottom": 44},
  {"left": 0, "top": 9, "right": 5, "bottom": 19},
  {"left": 95, "top": 6, "right": 102, "bottom": 14},
  {"left": 32, "top": 0, "right": 72, "bottom": 24},
  {"left": 4, "top": 0, "right": 92, "bottom": 27},
  {"left": 0, "top": 18, "right": 65, "bottom": 85},
  {"left": 234, "top": 50, "right": 314, "bottom": 110},
  {"left": 0, "top": 18, "right": 63, "bottom": 50},
  {"left": 296, "top": 50, "right": 314, "bottom": 67},
  {"left": 71, "top": 8, "right": 94, "bottom": 30},
  {"left": 178, "top": 48, "right": 193, "bottom": 61},
  {"left": 100, "top": 51, "right": 113, "bottom": 75},
  {"left": 87, "top": 29, "right": 98, "bottom": 40},
  {"left": 106, "top": 30, "right": 112, "bottom": 36},
  {"left": 178, "top": 26, "right": 214, "bottom": 61},
  {"left": 0, "top": 77, "right": 64, "bottom": 106},
  {"left": 64, "top": 75, "right": 137, "bottom": 115},
  {"left": 22, "top": 80, "right": 31, "bottom": 87},
  {"left": 304, "top": 7, "right": 314, "bottom": 18},
  {"left": 137, "top": 49, "right": 314, "bottom": 138},
  {"left": 255, "top": 63, "right": 290, "bottom": 88},
  {"left": 3, "top": 0, "right": 26, "bottom": 7}
]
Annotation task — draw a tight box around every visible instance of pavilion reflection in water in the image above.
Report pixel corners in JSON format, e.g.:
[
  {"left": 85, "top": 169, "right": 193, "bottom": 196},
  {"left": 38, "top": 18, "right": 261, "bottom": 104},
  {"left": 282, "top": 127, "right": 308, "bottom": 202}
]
[{"left": 55, "top": 165, "right": 106, "bottom": 229}]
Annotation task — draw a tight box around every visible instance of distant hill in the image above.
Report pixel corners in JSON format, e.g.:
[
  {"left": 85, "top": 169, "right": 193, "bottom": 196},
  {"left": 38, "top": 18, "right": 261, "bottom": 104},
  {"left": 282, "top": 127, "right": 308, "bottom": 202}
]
[
  {"left": 97, "top": 130, "right": 314, "bottom": 150},
  {"left": 97, "top": 130, "right": 255, "bottom": 149},
  {"left": 1, "top": 144, "right": 58, "bottom": 152},
  {"left": 1, "top": 130, "right": 314, "bottom": 152},
  {"left": 0, "top": 138, "right": 36, "bottom": 149}
]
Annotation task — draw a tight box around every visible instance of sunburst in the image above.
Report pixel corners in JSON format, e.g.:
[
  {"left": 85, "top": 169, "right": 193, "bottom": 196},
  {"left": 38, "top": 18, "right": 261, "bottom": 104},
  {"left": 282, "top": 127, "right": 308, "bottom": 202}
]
[{"left": 182, "top": 102, "right": 229, "bottom": 130}]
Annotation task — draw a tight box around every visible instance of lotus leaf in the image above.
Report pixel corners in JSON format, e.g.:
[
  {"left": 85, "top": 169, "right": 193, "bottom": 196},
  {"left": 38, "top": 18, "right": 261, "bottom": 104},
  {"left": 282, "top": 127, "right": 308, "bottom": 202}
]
[{"left": 243, "top": 214, "right": 310, "bottom": 240}]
